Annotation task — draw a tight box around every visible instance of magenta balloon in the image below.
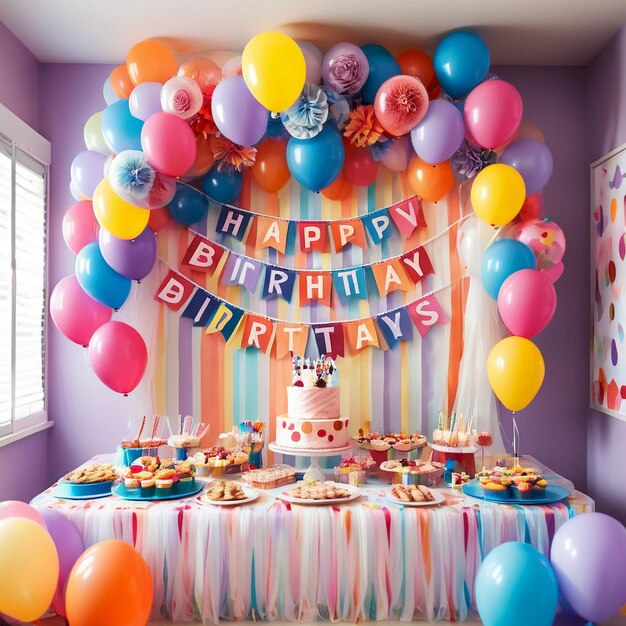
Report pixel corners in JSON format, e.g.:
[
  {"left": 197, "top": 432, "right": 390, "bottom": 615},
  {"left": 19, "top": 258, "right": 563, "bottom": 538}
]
[
  {"left": 50, "top": 276, "right": 113, "bottom": 346},
  {"left": 99, "top": 226, "right": 156, "bottom": 280},
  {"left": 500, "top": 138, "right": 554, "bottom": 194},
  {"left": 542, "top": 260, "right": 564, "bottom": 283},
  {"left": 497, "top": 269, "right": 556, "bottom": 338},
  {"left": 88, "top": 321, "right": 148, "bottom": 395},
  {"left": 211, "top": 76, "right": 268, "bottom": 147},
  {"left": 141, "top": 112, "right": 197, "bottom": 177},
  {"left": 550, "top": 513, "right": 626, "bottom": 623},
  {"left": 322, "top": 43, "right": 369, "bottom": 95},
  {"left": 411, "top": 99, "right": 465, "bottom": 163},
  {"left": 62, "top": 200, "right": 100, "bottom": 254},
  {"left": 129, "top": 82, "right": 163, "bottom": 121},
  {"left": 0, "top": 501, "right": 45, "bottom": 527},
  {"left": 70, "top": 150, "right": 107, "bottom": 199},
  {"left": 464, "top": 79, "right": 523, "bottom": 149},
  {"left": 38, "top": 509, "right": 84, "bottom": 619},
  {"left": 381, "top": 136, "right": 412, "bottom": 171}
]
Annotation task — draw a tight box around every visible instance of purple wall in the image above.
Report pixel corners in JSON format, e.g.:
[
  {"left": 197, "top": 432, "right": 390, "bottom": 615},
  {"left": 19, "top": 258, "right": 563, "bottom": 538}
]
[
  {"left": 586, "top": 24, "right": 626, "bottom": 524},
  {"left": 0, "top": 21, "right": 49, "bottom": 502},
  {"left": 493, "top": 66, "right": 589, "bottom": 491}
]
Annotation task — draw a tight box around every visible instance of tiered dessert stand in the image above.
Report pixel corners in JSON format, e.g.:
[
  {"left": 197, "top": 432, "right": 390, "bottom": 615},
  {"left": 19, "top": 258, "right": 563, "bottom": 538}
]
[{"left": 268, "top": 441, "right": 354, "bottom": 481}]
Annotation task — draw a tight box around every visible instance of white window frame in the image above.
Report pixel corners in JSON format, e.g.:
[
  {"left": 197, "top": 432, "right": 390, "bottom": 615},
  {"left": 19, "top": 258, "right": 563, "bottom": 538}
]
[{"left": 0, "top": 104, "right": 52, "bottom": 448}]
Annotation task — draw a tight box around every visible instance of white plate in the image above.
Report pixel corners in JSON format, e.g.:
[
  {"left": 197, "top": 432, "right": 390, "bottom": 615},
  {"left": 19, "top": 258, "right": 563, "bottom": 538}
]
[
  {"left": 385, "top": 488, "right": 445, "bottom": 507},
  {"left": 196, "top": 484, "right": 259, "bottom": 506},
  {"left": 277, "top": 481, "right": 361, "bottom": 505}
]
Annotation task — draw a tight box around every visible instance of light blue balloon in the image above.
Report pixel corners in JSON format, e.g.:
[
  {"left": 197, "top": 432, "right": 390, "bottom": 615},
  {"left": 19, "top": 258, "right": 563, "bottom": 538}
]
[
  {"left": 101, "top": 100, "right": 144, "bottom": 154},
  {"left": 201, "top": 165, "right": 243, "bottom": 204},
  {"left": 360, "top": 44, "right": 402, "bottom": 104},
  {"left": 476, "top": 542, "right": 558, "bottom": 626},
  {"left": 168, "top": 183, "right": 209, "bottom": 226},
  {"left": 434, "top": 31, "right": 490, "bottom": 99},
  {"left": 102, "top": 72, "right": 120, "bottom": 105},
  {"left": 75, "top": 243, "right": 131, "bottom": 310},
  {"left": 481, "top": 239, "right": 536, "bottom": 299},
  {"left": 286, "top": 124, "right": 344, "bottom": 191}
]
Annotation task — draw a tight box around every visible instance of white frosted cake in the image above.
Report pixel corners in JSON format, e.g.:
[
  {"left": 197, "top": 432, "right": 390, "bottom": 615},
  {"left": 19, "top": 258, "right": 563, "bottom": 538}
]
[{"left": 276, "top": 356, "right": 349, "bottom": 450}]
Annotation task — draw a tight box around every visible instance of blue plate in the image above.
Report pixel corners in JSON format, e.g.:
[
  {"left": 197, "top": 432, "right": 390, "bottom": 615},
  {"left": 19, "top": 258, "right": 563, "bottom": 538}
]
[
  {"left": 53, "top": 481, "right": 114, "bottom": 500},
  {"left": 112, "top": 480, "right": 203, "bottom": 501},
  {"left": 462, "top": 480, "right": 570, "bottom": 505}
]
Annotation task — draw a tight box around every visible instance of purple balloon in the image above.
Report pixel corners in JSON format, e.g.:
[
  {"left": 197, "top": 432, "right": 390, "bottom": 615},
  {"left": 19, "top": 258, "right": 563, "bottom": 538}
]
[
  {"left": 500, "top": 138, "right": 553, "bottom": 194},
  {"left": 129, "top": 81, "right": 163, "bottom": 121},
  {"left": 211, "top": 76, "right": 268, "bottom": 146},
  {"left": 99, "top": 226, "right": 157, "bottom": 280},
  {"left": 70, "top": 150, "right": 107, "bottom": 199},
  {"left": 38, "top": 508, "right": 84, "bottom": 616},
  {"left": 410, "top": 99, "right": 465, "bottom": 164},
  {"left": 322, "top": 43, "right": 369, "bottom": 95},
  {"left": 551, "top": 512, "right": 626, "bottom": 623}
]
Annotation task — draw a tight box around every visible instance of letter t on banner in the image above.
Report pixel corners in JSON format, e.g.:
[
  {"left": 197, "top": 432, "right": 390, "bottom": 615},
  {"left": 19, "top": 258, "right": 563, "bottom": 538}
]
[
  {"left": 154, "top": 270, "right": 195, "bottom": 311},
  {"left": 312, "top": 323, "right": 344, "bottom": 358}
]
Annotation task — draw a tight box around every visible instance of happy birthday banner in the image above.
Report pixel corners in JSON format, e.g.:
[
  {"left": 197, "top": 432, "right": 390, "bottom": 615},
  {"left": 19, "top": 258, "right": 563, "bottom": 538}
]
[
  {"left": 154, "top": 266, "right": 450, "bottom": 356},
  {"left": 201, "top": 191, "right": 427, "bottom": 254}
]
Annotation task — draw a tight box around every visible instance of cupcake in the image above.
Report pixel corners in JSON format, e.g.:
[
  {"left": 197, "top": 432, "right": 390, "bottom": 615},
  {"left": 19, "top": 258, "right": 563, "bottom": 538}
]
[
  {"left": 124, "top": 476, "right": 140, "bottom": 491},
  {"left": 141, "top": 478, "right": 155, "bottom": 496},
  {"left": 515, "top": 481, "right": 534, "bottom": 498},
  {"left": 535, "top": 478, "right": 547, "bottom": 489},
  {"left": 482, "top": 481, "right": 507, "bottom": 492},
  {"left": 155, "top": 478, "right": 174, "bottom": 496}
]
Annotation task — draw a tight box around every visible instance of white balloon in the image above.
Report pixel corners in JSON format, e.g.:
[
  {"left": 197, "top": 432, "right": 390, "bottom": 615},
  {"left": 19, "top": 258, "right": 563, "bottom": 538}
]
[
  {"left": 457, "top": 215, "right": 497, "bottom": 277},
  {"left": 298, "top": 41, "right": 323, "bottom": 85}
]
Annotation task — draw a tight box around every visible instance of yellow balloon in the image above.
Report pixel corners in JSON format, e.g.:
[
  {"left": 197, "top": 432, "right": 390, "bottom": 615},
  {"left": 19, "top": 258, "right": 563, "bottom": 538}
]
[
  {"left": 0, "top": 518, "right": 59, "bottom": 622},
  {"left": 93, "top": 178, "right": 150, "bottom": 240},
  {"left": 487, "top": 336, "right": 545, "bottom": 412},
  {"left": 471, "top": 163, "right": 526, "bottom": 227},
  {"left": 83, "top": 112, "right": 110, "bottom": 154},
  {"left": 242, "top": 31, "right": 306, "bottom": 113}
]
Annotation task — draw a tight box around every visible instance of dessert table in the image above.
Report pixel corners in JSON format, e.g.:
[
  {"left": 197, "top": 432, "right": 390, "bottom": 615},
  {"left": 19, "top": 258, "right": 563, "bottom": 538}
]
[{"left": 31, "top": 454, "right": 593, "bottom": 624}]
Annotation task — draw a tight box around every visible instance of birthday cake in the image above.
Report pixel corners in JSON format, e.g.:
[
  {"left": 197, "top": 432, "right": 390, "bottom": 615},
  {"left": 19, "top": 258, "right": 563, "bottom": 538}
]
[{"left": 276, "top": 356, "right": 349, "bottom": 450}]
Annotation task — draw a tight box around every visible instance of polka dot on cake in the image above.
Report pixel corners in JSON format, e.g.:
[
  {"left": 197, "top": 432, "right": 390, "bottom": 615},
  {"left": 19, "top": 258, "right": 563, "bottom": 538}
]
[
  {"left": 288, "top": 423, "right": 294, "bottom": 430},
  {"left": 328, "top": 434, "right": 334, "bottom": 443},
  {"left": 317, "top": 429, "right": 326, "bottom": 438},
  {"left": 301, "top": 421, "right": 313, "bottom": 434},
  {"left": 333, "top": 420, "right": 343, "bottom": 431},
  {"left": 291, "top": 431, "right": 301, "bottom": 442},
  {"left": 282, "top": 420, "right": 286, "bottom": 428}
]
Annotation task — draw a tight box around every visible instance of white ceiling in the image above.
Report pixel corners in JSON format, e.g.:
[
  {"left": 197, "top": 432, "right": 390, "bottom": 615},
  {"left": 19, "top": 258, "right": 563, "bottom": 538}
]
[{"left": 1, "top": 0, "right": 625, "bottom": 65}]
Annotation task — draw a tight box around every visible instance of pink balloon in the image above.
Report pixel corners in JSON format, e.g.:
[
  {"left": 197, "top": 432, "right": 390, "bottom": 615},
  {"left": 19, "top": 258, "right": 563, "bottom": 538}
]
[
  {"left": 497, "top": 269, "right": 556, "bottom": 338},
  {"left": 0, "top": 501, "right": 45, "bottom": 528},
  {"left": 62, "top": 200, "right": 100, "bottom": 254},
  {"left": 464, "top": 79, "right": 523, "bottom": 149},
  {"left": 50, "top": 276, "right": 113, "bottom": 346},
  {"left": 88, "top": 321, "right": 147, "bottom": 395},
  {"left": 141, "top": 112, "right": 197, "bottom": 177},
  {"left": 542, "top": 260, "right": 564, "bottom": 283},
  {"left": 516, "top": 217, "right": 566, "bottom": 270},
  {"left": 381, "top": 136, "right": 412, "bottom": 171},
  {"left": 343, "top": 141, "right": 379, "bottom": 186}
]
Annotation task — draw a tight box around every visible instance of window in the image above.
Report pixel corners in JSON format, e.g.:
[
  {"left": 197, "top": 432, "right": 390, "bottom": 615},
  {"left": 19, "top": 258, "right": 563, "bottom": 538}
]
[{"left": 0, "top": 104, "right": 50, "bottom": 443}]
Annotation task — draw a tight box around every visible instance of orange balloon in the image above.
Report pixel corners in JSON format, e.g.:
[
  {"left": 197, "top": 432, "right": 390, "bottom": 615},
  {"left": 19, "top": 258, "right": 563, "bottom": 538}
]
[
  {"left": 321, "top": 171, "right": 351, "bottom": 201},
  {"left": 407, "top": 156, "right": 455, "bottom": 202},
  {"left": 148, "top": 206, "right": 171, "bottom": 233},
  {"left": 396, "top": 50, "right": 434, "bottom": 87},
  {"left": 127, "top": 40, "right": 178, "bottom": 85},
  {"left": 66, "top": 540, "right": 152, "bottom": 626},
  {"left": 251, "top": 139, "right": 291, "bottom": 193},
  {"left": 109, "top": 64, "right": 134, "bottom": 99},
  {"left": 178, "top": 57, "right": 222, "bottom": 93},
  {"left": 184, "top": 135, "right": 216, "bottom": 179}
]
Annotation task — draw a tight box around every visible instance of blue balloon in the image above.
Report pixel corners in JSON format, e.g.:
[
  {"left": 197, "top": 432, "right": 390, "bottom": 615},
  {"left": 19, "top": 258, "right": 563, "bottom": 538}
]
[
  {"left": 476, "top": 542, "right": 558, "bottom": 626},
  {"left": 434, "top": 31, "right": 491, "bottom": 99},
  {"left": 360, "top": 44, "right": 402, "bottom": 104},
  {"left": 101, "top": 100, "right": 144, "bottom": 154},
  {"left": 286, "top": 125, "right": 344, "bottom": 191},
  {"left": 168, "top": 184, "right": 209, "bottom": 226},
  {"left": 481, "top": 239, "right": 536, "bottom": 299},
  {"left": 75, "top": 243, "right": 131, "bottom": 310},
  {"left": 201, "top": 165, "right": 243, "bottom": 204}
]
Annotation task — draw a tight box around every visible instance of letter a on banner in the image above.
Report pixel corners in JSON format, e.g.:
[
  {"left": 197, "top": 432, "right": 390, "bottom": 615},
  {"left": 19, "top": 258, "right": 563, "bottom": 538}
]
[
  {"left": 256, "top": 216, "right": 288, "bottom": 254},
  {"left": 154, "top": 270, "right": 194, "bottom": 311},
  {"left": 346, "top": 319, "right": 379, "bottom": 354}
]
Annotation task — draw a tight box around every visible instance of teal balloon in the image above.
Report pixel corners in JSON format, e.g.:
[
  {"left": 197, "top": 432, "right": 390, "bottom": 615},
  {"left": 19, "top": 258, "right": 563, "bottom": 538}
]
[
  {"left": 201, "top": 164, "right": 242, "bottom": 204},
  {"left": 434, "top": 31, "right": 491, "bottom": 99},
  {"left": 75, "top": 243, "right": 131, "bottom": 310},
  {"left": 168, "top": 184, "right": 209, "bottom": 226},
  {"left": 360, "top": 44, "right": 402, "bottom": 104},
  {"left": 101, "top": 99, "right": 144, "bottom": 153},
  {"left": 481, "top": 239, "right": 536, "bottom": 299},
  {"left": 286, "top": 125, "right": 344, "bottom": 191},
  {"left": 476, "top": 542, "right": 558, "bottom": 626}
]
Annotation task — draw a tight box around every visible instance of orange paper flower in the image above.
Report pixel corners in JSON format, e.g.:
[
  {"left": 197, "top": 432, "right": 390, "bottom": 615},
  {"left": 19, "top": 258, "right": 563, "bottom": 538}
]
[
  {"left": 211, "top": 135, "right": 257, "bottom": 172},
  {"left": 343, "top": 105, "right": 384, "bottom": 147},
  {"left": 189, "top": 85, "right": 218, "bottom": 139}
]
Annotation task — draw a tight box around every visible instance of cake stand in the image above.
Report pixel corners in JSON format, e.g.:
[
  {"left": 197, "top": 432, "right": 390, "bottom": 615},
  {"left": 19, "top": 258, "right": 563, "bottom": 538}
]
[
  {"left": 430, "top": 443, "right": 479, "bottom": 476},
  {"left": 268, "top": 442, "right": 354, "bottom": 482}
]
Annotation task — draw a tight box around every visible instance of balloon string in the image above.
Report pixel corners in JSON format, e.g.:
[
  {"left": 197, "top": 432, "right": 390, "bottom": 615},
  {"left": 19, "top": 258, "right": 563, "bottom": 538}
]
[{"left": 512, "top": 412, "right": 520, "bottom": 463}]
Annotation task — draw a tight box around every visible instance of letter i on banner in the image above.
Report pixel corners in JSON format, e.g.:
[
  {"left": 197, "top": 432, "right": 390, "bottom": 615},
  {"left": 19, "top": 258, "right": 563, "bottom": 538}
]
[
  {"left": 376, "top": 308, "right": 413, "bottom": 349},
  {"left": 346, "top": 318, "right": 379, "bottom": 354},
  {"left": 221, "top": 253, "right": 263, "bottom": 292},
  {"left": 205, "top": 302, "right": 245, "bottom": 341},
  {"left": 181, "top": 234, "right": 225, "bottom": 275},
  {"left": 407, "top": 295, "right": 449, "bottom": 337},
  {"left": 312, "top": 324, "right": 344, "bottom": 358},
  {"left": 181, "top": 289, "right": 219, "bottom": 326},
  {"left": 154, "top": 270, "right": 195, "bottom": 311},
  {"left": 241, "top": 314, "right": 275, "bottom": 353}
]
